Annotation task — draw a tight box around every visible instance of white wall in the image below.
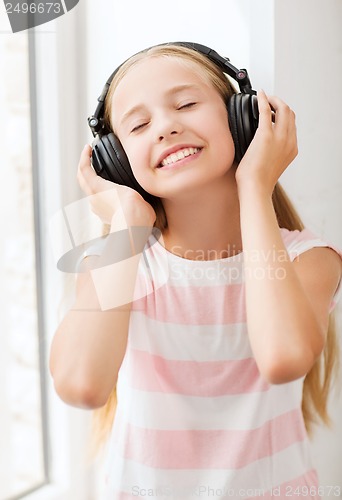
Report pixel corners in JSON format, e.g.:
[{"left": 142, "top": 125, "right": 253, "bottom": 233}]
[
  {"left": 84, "top": 0, "right": 251, "bottom": 123},
  {"left": 271, "top": 0, "right": 342, "bottom": 491},
  {"left": 274, "top": 0, "right": 342, "bottom": 244}
]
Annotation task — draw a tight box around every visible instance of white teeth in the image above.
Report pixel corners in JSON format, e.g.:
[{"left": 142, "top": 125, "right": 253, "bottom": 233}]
[{"left": 160, "top": 147, "right": 200, "bottom": 167}]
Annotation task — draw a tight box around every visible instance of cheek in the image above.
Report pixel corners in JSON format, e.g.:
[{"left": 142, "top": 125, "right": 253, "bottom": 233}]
[
  {"left": 206, "top": 107, "right": 234, "bottom": 150},
  {"left": 226, "top": 131, "right": 236, "bottom": 163},
  {"left": 214, "top": 119, "right": 236, "bottom": 168},
  {"left": 120, "top": 138, "right": 143, "bottom": 172},
  {"left": 124, "top": 144, "right": 152, "bottom": 188}
]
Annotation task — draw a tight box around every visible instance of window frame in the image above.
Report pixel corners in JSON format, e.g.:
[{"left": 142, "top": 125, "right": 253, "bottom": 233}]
[{"left": 21, "top": 18, "right": 98, "bottom": 500}]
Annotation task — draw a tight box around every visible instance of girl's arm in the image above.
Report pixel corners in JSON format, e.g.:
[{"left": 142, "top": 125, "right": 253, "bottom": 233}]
[
  {"left": 49, "top": 146, "right": 156, "bottom": 408},
  {"left": 236, "top": 92, "right": 342, "bottom": 384}
]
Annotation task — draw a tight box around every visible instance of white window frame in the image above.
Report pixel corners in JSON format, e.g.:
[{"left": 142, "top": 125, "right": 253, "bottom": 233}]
[{"left": 22, "top": 15, "right": 101, "bottom": 500}]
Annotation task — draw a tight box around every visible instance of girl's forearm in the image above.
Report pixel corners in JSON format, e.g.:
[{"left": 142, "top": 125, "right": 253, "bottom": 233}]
[
  {"left": 50, "top": 297, "right": 132, "bottom": 409},
  {"left": 50, "top": 215, "right": 154, "bottom": 408},
  {"left": 237, "top": 181, "right": 324, "bottom": 383}
]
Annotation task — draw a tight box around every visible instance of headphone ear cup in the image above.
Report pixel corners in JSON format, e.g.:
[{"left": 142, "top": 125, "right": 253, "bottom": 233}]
[
  {"left": 227, "top": 93, "right": 259, "bottom": 163},
  {"left": 240, "top": 94, "right": 259, "bottom": 153},
  {"left": 91, "top": 133, "right": 156, "bottom": 205},
  {"left": 91, "top": 133, "right": 126, "bottom": 184},
  {"left": 227, "top": 94, "right": 243, "bottom": 163},
  {"left": 106, "top": 133, "right": 137, "bottom": 188}
]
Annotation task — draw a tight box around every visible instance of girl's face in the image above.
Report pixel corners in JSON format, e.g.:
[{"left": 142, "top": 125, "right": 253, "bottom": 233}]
[{"left": 111, "top": 55, "right": 236, "bottom": 199}]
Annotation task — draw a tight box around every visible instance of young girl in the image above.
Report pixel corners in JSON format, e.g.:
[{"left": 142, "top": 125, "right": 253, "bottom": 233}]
[{"left": 50, "top": 43, "right": 342, "bottom": 499}]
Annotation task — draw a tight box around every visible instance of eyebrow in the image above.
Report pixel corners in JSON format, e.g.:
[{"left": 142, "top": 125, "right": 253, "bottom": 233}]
[{"left": 119, "top": 84, "right": 202, "bottom": 127}]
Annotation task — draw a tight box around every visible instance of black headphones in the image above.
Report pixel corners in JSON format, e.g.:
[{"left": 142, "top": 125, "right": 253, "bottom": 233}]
[{"left": 87, "top": 42, "right": 259, "bottom": 206}]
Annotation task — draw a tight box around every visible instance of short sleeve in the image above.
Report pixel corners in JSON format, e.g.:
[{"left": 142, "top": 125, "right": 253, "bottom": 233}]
[{"left": 280, "top": 227, "right": 342, "bottom": 312}]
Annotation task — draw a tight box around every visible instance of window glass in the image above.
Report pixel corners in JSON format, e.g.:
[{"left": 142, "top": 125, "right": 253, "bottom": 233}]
[{"left": 0, "top": 32, "right": 46, "bottom": 499}]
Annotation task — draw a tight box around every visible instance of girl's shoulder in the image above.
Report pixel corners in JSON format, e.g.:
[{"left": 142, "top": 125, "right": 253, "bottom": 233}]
[
  {"left": 280, "top": 227, "right": 342, "bottom": 312},
  {"left": 279, "top": 226, "right": 342, "bottom": 262}
]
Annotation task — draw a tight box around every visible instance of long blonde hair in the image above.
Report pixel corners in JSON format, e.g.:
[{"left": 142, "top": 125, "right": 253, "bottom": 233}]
[{"left": 88, "top": 44, "right": 340, "bottom": 458}]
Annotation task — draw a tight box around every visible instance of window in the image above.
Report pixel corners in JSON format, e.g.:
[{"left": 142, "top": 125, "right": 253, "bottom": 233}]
[
  {"left": 0, "top": 32, "right": 47, "bottom": 499},
  {"left": 0, "top": 14, "right": 98, "bottom": 498}
]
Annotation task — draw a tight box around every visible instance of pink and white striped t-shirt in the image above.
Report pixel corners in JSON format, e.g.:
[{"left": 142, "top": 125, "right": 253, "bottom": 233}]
[{"left": 101, "top": 227, "right": 342, "bottom": 499}]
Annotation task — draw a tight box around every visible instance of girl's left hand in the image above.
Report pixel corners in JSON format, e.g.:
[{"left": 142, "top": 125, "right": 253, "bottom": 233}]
[{"left": 235, "top": 90, "right": 298, "bottom": 196}]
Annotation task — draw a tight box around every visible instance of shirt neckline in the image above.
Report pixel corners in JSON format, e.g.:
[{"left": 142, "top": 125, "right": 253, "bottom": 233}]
[{"left": 149, "top": 230, "right": 244, "bottom": 265}]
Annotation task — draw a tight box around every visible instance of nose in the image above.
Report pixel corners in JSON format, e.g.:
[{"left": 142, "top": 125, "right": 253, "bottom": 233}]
[
  {"left": 155, "top": 112, "right": 183, "bottom": 142},
  {"left": 158, "top": 130, "right": 178, "bottom": 142}
]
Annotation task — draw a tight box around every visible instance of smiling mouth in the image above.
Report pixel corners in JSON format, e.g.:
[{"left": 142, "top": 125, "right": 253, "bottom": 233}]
[{"left": 157, "top": 147, "right": 202, "bottom": 168}]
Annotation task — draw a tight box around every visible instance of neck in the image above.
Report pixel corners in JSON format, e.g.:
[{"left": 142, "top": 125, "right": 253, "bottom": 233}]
[{"left": 160, "top": 172, "right": 242, "bottom": 260}]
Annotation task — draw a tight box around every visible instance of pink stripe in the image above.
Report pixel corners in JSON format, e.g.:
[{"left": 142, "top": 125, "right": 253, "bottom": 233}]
[
  {"left": 247, "top": 469, "right": 320, "bottom": 499},
  {"left": 115, "top": 409, "right": 305, "bottom": 469},
  {"left": 132, "top": 283, "right": 246, "bottom": 324},
  {"left": 127, "top": 349, "right": 269, "bottom": 396}
]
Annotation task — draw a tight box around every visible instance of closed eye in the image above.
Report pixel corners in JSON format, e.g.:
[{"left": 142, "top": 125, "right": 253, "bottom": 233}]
[
  {"left": 131, "top": 122, "right": 148, "bottom": 133},
  {"left": 177, "top": 102, "right": 197, "bottom": 110}
]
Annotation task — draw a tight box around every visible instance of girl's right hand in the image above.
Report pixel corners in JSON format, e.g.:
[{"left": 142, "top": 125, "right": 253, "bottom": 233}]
[
  {"left": 77, "top": 145, "right": 157, "bottom": 227},
  {"left": 235, "top": 91, "right": 298, "bottom": 197}
]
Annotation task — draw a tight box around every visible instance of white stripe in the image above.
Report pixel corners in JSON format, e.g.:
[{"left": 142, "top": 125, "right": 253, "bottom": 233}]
[
  {"left": 165, "top": 258, "right": 244, "bottom": 287},
  {"left": 144, "top": 233, "right": 245, "bottom": 287},
  {"left": 103, "top": 440, "right": 314, "bottom": 499},
  {"left": 287, "top": 238, "right": 333, "bottom": 260},
  {"left": 144, "top": 230, "right": 336, "bottom": 288},
  {"left": 128, "top": 312, "right": 253, "bottom": 361},
  {"left": 116, "top": 372, "right": 304, "bottom": 431}
]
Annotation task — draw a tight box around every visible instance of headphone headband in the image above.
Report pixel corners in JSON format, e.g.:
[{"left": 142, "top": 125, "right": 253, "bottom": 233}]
[{"left": 88, "top": 41, "right": 255, "bottom": 137}]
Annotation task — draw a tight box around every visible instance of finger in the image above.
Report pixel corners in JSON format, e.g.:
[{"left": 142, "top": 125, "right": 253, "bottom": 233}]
[
  {"left": 267, "top": 96, "right": 298, "bottom": 159},
  {"left": 77, "top": 144, "right": 98, "bottom": 195},
  {"left": 257, "top": 89, "right": 273, "bottom": 129},
  {"left": 266, "top": 95, "right": 295, "bottom": 133}
]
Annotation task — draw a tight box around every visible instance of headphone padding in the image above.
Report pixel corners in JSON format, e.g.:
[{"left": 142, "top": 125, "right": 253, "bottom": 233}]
[
  {"left": 240, "top": 94, "right": 253, "bottom": 152},
  {"left": 227, "top": 94, "right": 244, "bottom": 163},
  {"left": 105, "top": 133, "right": 137, "bottom": 187},
  {"left": 92, "top": 136, "right": 126, "bottom": 184},
  {"left": 235, "top": 94, "right": 248, "bottom": 156},
  {"left": 227, "top": 93, "right": 259, "bottom": 163}
]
